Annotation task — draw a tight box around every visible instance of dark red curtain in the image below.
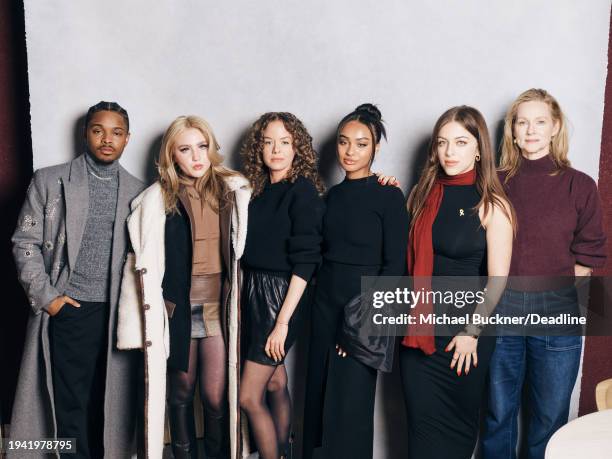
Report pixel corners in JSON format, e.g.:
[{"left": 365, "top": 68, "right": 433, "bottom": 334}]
[
  {"left": 0, "top": 0, "right": 32, "bottom": 424},
  {"left": 578, "top": 6, "right": 612, "bottom": 416}
]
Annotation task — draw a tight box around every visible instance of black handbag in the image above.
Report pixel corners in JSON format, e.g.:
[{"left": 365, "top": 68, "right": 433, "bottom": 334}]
[{"left": 337, "top": 294, "right": 396, "bottom": 373}]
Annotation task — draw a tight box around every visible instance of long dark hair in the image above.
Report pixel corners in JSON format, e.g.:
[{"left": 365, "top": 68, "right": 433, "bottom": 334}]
[{"left": 409, "top": 105, "right": 516, "bottom": 233}]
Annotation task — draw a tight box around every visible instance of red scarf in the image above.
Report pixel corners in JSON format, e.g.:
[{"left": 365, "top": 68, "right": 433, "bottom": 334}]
[{"left": 401, "top": 168, "right": 477, "bottom": 355}]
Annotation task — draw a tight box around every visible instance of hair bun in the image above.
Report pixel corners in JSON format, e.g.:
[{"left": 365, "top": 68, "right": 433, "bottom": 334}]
[{"left": 355, "top": 103, "right": 382, "bottom": 121}]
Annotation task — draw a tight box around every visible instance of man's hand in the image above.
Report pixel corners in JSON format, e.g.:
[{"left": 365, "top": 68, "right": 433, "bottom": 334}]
[{"left": 46, "top": 295, "right": 80, "bottom": 316}]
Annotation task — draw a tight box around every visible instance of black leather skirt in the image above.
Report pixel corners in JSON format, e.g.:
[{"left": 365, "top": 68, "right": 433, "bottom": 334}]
[{"left": 243, "top": 269, "right": 307, "bottom": 366}]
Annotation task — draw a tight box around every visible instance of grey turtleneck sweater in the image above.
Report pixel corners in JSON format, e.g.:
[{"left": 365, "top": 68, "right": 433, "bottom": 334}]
[{"left": 64, "top": 153, "right": 119, "bottom": 302}]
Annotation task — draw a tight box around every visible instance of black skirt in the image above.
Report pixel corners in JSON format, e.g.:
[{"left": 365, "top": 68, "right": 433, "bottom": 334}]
[
  {"left": 399, "top": 335, "right": 496, "bottom": 459},
  {"left": 242, "top": 269, "right": 307, "bottom": 366}
]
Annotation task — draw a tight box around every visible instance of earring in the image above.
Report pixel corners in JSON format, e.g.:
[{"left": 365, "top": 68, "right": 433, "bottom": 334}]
[
  {"left": 475, "top": 153, "right": 480, "bottom": 162},
  {"left": 513, "top": 138, "right": 518, "bottom": 144}
]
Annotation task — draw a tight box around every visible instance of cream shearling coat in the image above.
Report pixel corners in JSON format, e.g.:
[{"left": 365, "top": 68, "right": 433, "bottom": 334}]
[{"left": 116, "top": 176, "right": 251, "bottom": 459}]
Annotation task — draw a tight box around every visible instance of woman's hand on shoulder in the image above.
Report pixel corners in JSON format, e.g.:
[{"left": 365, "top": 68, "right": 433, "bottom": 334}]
[{"left": 374, "top": 172, "right": 401, "bottom": 188}]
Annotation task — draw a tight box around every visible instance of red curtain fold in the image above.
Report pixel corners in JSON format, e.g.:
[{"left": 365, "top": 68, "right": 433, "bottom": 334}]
[{"left": 578, "top": 5, "right": 612, "bottom": 417}]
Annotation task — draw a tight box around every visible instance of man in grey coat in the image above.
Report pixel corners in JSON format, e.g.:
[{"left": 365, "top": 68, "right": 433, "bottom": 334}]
[{"left": 10, "top": 101, "right": 145, "bottom": 458}]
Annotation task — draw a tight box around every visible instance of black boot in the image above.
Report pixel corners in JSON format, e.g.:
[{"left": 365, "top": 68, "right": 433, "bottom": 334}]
[
  {"left": 203, "top": 411, "right": 229, "bottom": 459},
  {"left": 168, "top": 402, "right": 198, "bottom": 459},
  {"left": 281, "top": 431, "right": 295, "bottom": 459}
]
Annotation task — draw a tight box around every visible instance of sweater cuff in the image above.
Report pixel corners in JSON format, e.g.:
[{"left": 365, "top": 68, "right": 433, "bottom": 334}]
[
  {"left": 574, "top": 253, "right": 607, "bottom": 269},
  {"left": 292, "top": 263, "right": 317, "bottom": 282}
]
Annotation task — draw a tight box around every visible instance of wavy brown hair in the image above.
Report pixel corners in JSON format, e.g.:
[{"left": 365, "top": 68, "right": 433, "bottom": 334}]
[
  {"left": 409, "top": 106, "right": 516, "bottom": 234},
  {"left": 500, "top": 88, "right": 570, "bottom": 182},
  {"left": 157, "top": 115, "right": 243, "bottom": 214},
  {"left": 240, "top": 112, "right": 325, "bottom": 198}
]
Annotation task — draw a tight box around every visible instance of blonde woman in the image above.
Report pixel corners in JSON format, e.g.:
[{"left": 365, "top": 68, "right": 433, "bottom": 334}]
[
  {"left": 117, "top": 116, "right": 251, "bottom": 459},
  {"left": 482, "top": 89, "right": 607, "bottom": 458}
]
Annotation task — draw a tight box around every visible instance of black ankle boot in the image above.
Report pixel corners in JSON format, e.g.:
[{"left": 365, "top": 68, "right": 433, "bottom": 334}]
[
  {"left": 168, "top": 402, "right": 198, "bottom": 459},
  {"left": 203, "top": 411, "right": 229, "bottom": 459},
  {"left": 280, "top": 431, "right": 295, "bottom": 459}
]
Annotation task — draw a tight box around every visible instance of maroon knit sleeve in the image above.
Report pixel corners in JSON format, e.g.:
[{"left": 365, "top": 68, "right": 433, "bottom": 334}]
[{"left": 570, "top": 171, "right": 607, "bottom": 268}]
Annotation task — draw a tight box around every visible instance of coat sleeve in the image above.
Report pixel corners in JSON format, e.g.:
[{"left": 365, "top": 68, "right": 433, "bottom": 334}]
[
  {"left": 11, "top": 171, "right": 61, "bottom": 314},
  {"left": 117, "top": 209, "right": 145, "bottom": 350},
  {"left": 117, "top": 251, "right": 144, "bottom": 350}
]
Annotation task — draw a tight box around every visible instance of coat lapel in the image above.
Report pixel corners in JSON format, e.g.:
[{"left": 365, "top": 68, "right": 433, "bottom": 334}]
[
  {"left": 111, "top": 166, "right": 138, "bottom": 273},
  {"left": 64, "top": 155, "right": 89, "bottom": 269},
  {"left": 220, "top": 197, "right": 232, "bottom": 271}
]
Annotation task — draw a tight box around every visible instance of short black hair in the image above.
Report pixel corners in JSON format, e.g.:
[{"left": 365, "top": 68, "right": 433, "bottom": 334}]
[{"left": 85, "top": 101, "right": 129, "bottom": 132}]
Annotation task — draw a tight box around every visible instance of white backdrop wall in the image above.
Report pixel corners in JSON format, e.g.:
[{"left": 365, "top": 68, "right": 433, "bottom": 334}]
[{"left": 24, "top": 1, "right": 611, "bottom": 457}]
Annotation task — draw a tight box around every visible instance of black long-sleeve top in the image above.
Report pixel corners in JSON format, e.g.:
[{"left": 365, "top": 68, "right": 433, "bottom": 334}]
[
  {"left": 322, "top": 176, "right": 409, "bottom": 276},
  {"left": 243, "top": 176, "right": 324, "bottom": 281}
]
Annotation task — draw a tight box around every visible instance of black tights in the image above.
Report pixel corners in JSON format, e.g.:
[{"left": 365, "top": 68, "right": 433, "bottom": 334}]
[
  {"left": 239, "top": 360, "right": 292, "bottom": 459},
  {"left": 167, "top": 336, "right": 227, "bottom": 459}
]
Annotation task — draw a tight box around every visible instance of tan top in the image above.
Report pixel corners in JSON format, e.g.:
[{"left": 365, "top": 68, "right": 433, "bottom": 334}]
[{"left": 179, "top": 185, "right": 222, "bottom": 275}]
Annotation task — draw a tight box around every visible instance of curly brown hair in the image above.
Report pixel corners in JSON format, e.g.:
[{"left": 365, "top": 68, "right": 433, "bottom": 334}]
[{"left": 240, "top": 112, "right": 325, "bottom": 198}]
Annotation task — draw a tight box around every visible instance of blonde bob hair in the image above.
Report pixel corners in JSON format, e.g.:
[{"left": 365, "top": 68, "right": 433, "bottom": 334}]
[
  {"left": 157, "top": 115, "right": 241, "bottom": 214},
  {"left": 500, "top": 88, "right": 570, "bottom": 181}
]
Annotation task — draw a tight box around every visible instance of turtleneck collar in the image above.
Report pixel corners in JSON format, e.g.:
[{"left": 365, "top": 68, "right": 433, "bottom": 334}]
[
  {"left": 342, "top": 174, "right": 376, "bottom": 185},
  {"left": 519, "top": 153, "right": 556, "bottom": 175},
  {"left": 265, "top": 177, "right": 290, "bottom": 189},
  {"left": 85, "top": 151, "right": 119, "bottom": 179}
]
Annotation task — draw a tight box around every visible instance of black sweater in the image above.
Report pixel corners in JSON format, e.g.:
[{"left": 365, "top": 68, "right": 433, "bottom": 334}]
[
  {"left": 322, "top": 176, "right": 409, "bottom": 276},
  {"left": 243, "top": 176, "right": 325, "bottom": 281}
]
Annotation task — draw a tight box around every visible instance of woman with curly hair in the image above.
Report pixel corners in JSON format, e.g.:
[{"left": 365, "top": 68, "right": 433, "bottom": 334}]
[{"left": 239, "top": 112, "right": 325, "bottom": 459}]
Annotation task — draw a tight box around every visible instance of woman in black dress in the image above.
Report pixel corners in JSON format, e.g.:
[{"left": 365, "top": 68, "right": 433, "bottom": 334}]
[
  {"left": 302, "top": 104, "right": 409, "bottom": 459},
  {"left": 239, "top": 112, "right": 325, "bottom": 459},
  {"left": 400, "top": 106, "right": 514, "bottom": 458}
]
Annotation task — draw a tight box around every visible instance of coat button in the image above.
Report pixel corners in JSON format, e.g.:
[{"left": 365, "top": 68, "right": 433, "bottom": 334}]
[
  {"left": 145, "top": 340, "right": 152, "bottom": 347},
  {"left": 143, "top": 304, "right": 150, "bottom": 310},
  {"left": 140, "top": 268, "right": 147, "bottom": 274}
]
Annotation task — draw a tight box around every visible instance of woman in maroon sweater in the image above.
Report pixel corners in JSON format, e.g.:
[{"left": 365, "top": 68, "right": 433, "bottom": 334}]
[{"left": 482, "top": 89, "right": 607, "bottom": 459}]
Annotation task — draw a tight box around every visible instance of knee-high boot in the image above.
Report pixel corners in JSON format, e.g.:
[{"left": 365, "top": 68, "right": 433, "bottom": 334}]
[
  {"left": 168, "top": 402, "right": 198, "bottom": 459},
  {"left": 203, "top": 411, "right": 229, "bottom": 459}
]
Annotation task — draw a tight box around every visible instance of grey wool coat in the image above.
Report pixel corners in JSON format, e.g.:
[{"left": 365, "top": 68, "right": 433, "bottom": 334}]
[{"left": 9, "top": 153, "right": 145, "bottom": 458}]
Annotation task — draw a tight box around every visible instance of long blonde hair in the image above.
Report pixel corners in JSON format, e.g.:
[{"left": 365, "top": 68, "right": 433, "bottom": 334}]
[
  {"left": 157, "top": 115, "right": 241, "bottom": 214},
  {"left": 500, "top": 88, "right": 570, "bottom": 181},
  {"left": 409, "top": 106, "right": 516, "bottom": 234}
]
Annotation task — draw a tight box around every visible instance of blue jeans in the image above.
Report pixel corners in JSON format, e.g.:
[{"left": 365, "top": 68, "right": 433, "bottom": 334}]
[{"left": 481, "top": 289, "right": 582, "bottom": 459}]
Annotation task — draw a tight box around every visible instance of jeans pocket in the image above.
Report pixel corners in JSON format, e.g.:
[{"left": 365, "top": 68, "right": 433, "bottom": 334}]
[{"left": 545, "top": 335, "right": 582, "bottom": 351}]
